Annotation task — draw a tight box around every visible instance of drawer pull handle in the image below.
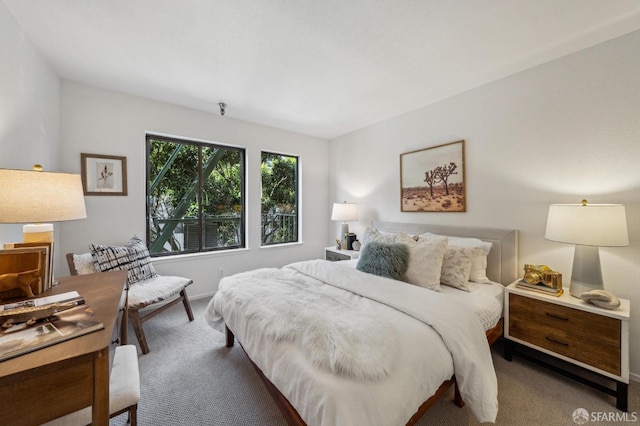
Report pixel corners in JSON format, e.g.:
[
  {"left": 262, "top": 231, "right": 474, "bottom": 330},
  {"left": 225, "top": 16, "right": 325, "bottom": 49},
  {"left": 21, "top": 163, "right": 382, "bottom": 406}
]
[
  {"left": 545, "top": 312, "right": 568, "bottom": 321},
  {"left": 545, "top": 336, "right": 568, "bottom": 346},
  {"left": 112, "top": 338, "right": 120, "bottom": 345}
]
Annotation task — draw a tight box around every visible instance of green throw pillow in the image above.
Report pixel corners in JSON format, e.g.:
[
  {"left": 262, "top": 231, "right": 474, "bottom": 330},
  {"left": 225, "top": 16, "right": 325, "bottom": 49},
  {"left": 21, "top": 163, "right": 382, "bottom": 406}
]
[{"left": 356, "top": 241, "right": 409, "bottom": 281}]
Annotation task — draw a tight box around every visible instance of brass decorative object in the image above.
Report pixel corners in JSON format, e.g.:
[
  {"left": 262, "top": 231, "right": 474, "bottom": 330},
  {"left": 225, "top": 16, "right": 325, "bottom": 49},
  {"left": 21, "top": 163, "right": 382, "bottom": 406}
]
[{"left": 523, "top": 264, "right": 562, "bottom": 289}]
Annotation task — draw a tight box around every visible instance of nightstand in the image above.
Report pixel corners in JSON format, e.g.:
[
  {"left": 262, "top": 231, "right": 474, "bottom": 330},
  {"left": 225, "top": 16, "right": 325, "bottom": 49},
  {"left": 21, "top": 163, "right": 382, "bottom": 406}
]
[
  {"left": 504, "top": 281, "right": 630, "bottom": 411},
  {"left": 324, "top": 246, "right": 360, "bottom": 261}
]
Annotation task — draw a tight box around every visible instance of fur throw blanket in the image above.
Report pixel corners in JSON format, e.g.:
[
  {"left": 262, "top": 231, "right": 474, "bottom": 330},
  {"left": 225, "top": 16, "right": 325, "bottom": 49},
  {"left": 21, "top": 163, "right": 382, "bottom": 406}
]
[{"left": 213, "top": 267, "right": 399, "bottom": 380}]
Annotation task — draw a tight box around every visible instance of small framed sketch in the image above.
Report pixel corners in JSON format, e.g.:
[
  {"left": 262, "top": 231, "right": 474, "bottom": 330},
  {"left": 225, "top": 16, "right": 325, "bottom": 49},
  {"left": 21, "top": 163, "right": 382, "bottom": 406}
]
[
  {"left": 400, "top": 140, "right": 466, "bottom": 212},
  {"left": 81, "top": 153, "right": 128, "bottom": 196}
]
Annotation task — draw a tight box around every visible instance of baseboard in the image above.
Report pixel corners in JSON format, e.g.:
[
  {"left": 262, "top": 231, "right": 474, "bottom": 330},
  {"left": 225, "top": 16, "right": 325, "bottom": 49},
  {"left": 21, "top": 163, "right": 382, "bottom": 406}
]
[
  {"left": 191, "top": 292, "right": 215, "bottom": 301},
  {"left": 630, "top": 372, "right": 640, "bottom": 383}
]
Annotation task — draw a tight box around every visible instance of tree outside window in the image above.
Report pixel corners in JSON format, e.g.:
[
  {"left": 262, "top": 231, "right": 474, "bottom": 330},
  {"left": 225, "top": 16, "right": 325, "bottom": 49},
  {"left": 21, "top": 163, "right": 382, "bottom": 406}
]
[
  {"left": 146, "top": 134, "right": 245, "bottom": 255},
  {"left": 261, "top": 152, "right": 299, "bottom": 245}
]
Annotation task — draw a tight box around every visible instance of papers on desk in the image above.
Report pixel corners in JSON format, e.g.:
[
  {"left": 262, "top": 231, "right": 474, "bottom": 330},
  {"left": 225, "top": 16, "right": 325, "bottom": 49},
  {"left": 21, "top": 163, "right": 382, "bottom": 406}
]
[
  {"left": 1, "top": 291, "right": 83, "bottom": 311},
  {"left": 0, "top": 294, "right": 103, "bottom": 362}
]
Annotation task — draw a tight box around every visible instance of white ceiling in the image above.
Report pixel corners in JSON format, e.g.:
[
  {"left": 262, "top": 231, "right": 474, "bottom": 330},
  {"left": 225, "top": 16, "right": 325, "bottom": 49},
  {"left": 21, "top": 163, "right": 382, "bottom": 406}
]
[{"left": 5, "top": 1, "right": 640, "bottom": 140}]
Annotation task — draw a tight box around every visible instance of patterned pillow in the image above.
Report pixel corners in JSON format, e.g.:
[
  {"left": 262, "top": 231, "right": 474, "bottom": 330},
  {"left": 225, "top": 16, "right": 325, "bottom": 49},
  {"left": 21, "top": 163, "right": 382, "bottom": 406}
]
[
  {"left": 90, "top": 236, "right": 157, "bottom": 284},
  {"left": 362, "top": 227, "right": 414, "bottom": 248},
  {"left": 356, "top": 241, "right": 410, "bottom": 281},
  {"left": 404, "top": 237, "right": 448, "bottom": 291},
  {"left": 440, "top": 246, "right": 479, "bottom": 291},
  {"left": 418, "top": 233, "right": 493, "bottom": 284}
]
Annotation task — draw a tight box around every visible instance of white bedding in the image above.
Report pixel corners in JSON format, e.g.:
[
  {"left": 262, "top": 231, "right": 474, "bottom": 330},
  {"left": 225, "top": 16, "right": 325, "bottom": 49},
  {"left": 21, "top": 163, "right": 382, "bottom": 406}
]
[
  {"left": 342, "top": 258, "right": 504, "bottom": 331},
  {"left": 206, "top": 260, "right": 498, "bottom": 425}
]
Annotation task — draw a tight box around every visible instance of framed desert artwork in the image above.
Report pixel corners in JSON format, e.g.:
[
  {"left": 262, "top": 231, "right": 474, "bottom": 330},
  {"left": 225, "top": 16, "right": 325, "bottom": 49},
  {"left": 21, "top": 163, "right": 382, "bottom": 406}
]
[
  {"left": 400, "top": 140, "right": 466, "bottom": 212},
  {"left": 81, "top": 153, "right": 128, "bottom": 196}
]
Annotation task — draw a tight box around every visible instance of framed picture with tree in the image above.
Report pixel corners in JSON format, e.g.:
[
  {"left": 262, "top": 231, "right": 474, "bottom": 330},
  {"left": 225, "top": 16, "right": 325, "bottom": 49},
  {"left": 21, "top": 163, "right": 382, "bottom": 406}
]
[{"left": 400, "top": 140, "right": 466, "bottom": 212}]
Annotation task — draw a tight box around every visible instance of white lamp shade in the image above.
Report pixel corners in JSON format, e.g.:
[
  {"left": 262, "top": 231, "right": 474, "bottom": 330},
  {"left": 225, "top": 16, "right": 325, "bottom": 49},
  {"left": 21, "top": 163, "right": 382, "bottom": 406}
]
[
  {"left": 0, "top": 168, "right": 87, "bottom": 223},
  {"left": 331, "top": 202, "right": 357, "bottom": 222},
  {"left": 545, "top": 203, "right": 628, "bottom": 247}
]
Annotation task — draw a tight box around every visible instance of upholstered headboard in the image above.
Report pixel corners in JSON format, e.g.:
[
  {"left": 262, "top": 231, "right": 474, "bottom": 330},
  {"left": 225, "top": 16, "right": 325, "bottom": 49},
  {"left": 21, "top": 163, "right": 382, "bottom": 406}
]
[{"left": 372, "top": 221, "right": 519, "bottom": 285}]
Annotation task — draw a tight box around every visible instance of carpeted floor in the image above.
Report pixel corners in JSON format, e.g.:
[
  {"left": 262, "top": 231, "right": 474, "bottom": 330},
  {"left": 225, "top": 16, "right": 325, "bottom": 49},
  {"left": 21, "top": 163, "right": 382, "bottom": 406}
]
[{"left": 112, "top": 298, "right": 638, "bottom": 425}]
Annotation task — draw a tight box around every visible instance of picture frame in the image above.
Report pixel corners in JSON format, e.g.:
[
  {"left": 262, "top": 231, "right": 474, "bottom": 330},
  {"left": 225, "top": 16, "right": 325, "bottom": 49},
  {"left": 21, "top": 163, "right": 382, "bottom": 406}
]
[
  {"left": 3, "top": 242, "right": 54, "bottom": 291},
  {"left": 400, "top": 140, "right": 466, "bottom": 212},
  {"left": 81, "top": 153, "right": 128, "bottom": 196},
  {"left": 0, "top": 247, "right": 49, "bottom": 300}
]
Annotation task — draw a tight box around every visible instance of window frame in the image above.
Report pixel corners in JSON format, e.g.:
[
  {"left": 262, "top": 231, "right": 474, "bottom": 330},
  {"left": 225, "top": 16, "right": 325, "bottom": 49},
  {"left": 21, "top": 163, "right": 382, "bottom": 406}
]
[
  {"left": 260, "top": 151, "right": 300, "bottom": 246},
  {"left": 146, "top": 134, "right": 246, "bottom": 257}
]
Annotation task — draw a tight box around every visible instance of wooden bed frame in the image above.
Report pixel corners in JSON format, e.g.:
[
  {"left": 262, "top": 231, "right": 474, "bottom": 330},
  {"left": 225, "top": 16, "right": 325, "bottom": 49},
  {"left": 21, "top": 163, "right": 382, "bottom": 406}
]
[{"left": 225, "top": 222, "right": 518, "bottom": 425}]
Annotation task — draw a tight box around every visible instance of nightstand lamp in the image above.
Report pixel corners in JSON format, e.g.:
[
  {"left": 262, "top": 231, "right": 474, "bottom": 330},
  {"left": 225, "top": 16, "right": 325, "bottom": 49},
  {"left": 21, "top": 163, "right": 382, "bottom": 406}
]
[
  {"left": 331, "top": 201, "right": 357, "bottom": 249},
  {"left": 544, "top": 200, "right": 628, "bottom": 297},
  {"left": 0, "top": 166, "right": 87, "bottom": 242}
]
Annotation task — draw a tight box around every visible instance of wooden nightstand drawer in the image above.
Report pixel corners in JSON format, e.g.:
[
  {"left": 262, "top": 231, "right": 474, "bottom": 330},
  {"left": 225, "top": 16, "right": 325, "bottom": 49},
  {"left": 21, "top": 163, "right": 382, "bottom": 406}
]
[
  {"left": 326, "top": 250, "right": 350, "bottom": 261},
  {"left": 324, "top": 247, "right": 359, "bottom": 262},
  {"left": 509, "top": 293, "right": 621, "bottom": 375}
]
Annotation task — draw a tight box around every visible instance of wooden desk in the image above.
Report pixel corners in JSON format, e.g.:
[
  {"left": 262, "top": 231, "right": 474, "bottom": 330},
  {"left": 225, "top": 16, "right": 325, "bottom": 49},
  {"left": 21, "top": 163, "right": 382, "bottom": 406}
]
[{"left": 0, "top": 270, "right": 127, "bottom": 425}]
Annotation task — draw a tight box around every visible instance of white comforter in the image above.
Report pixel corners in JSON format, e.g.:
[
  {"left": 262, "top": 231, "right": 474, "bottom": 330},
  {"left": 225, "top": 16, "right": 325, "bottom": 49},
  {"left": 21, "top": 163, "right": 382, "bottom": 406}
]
[{"left": 206, "top": 260, "right": 498, "bottom": 424}]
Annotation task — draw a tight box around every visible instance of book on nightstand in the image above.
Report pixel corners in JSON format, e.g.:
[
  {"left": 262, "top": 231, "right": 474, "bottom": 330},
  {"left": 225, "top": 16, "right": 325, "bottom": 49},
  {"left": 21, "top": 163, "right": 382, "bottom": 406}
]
[{"left": 516, "top": 280, "right": 563, "bottom": 297}]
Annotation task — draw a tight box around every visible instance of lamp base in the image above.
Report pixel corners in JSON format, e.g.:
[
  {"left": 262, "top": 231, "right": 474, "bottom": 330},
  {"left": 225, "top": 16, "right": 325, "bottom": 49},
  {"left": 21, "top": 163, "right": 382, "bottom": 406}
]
[
  {"left": 23, "top": 223, "right": 54, "bottom": 243},
  {"left": 340, "top": 223, "right": 349, "bottom": 250},
  {"left": 569, "top": 245, "right": 603, "bottom": 298}
]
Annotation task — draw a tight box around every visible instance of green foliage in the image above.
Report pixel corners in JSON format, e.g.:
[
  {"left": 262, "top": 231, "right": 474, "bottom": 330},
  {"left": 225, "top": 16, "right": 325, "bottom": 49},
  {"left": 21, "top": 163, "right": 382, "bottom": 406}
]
[
  {"left": 146, "top": 139, "right": 299, "bottom": 252},
  {"left": 147, "top": 137, "right": 244, "bottom": 253},
  {"left": 261, "top": 153, "right": 297, "bottom": 213},
  {"left": 261, "top": 152, "right": 298, "bottom": 245}
]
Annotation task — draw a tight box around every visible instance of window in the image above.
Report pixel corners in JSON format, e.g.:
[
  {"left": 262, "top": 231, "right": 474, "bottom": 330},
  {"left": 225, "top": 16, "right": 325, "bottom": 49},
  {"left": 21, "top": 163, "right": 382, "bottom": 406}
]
[
  {"left": 146, "top": 134, "right": 245, "bottom": 256},
  {"left": 261, "top": 152, "right": 299, "bottom": 245}
]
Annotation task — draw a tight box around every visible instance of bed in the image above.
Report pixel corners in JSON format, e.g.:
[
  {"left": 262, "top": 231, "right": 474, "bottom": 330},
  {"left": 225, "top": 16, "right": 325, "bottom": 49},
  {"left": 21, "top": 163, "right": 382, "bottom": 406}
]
[{"left": 206, "top": 222, "right": 518, "bottom": 425}]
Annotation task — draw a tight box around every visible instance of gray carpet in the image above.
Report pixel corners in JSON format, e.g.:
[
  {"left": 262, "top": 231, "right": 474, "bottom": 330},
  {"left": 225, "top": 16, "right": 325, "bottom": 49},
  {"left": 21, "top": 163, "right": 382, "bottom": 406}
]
[{"left": 112, "top": 298, "right": 638, "bottom": 425}]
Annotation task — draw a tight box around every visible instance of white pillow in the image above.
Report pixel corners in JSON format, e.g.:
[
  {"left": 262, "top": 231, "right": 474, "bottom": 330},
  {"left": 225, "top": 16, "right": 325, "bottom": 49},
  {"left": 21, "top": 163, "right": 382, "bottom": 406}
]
[
  {"left": 362, "top": 227, "right": 447, "bottom": 290},
  {"left": 440, "top": 246, "right": 479, "bottom": 291},
  {"left": 362, "top": 227, "right": 414, "bottom": 247},
  {"left": 418, "top": 233, "right": 492, "bottom": 284},
  {"left": 404, "top": 237, "right": 448, "bottom": 291},
  {"left": 73, "top": 253, "right": 97, "bottom": 275}
]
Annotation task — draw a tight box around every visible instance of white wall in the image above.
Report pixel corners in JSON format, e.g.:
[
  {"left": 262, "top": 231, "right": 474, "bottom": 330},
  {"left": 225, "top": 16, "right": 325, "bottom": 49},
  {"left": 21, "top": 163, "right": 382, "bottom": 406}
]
[
  {"left": 0, "top": 2, "right": 60, "bottom": 245},
  {"left": 57, "top": 82, "right": 329, "bottom": 298},
  {"left": 329, "top": 31, "right": 640, "bottom": 378}
]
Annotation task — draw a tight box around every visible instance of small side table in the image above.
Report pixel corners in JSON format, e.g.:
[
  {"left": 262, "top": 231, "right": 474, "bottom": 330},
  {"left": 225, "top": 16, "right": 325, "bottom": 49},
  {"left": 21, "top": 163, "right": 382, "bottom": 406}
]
[
  {"left": 325, "top": 246, "right": 360, "bottom": 261},
  {"left": 504, "top": 281, "right": 630, "bottom": 411}
]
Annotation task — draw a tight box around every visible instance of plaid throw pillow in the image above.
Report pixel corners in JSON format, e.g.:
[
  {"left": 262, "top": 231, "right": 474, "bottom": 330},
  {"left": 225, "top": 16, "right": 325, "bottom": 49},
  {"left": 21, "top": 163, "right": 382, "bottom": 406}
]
[{"left": 90, "top": 236, "right": 157, "bottom": 284}]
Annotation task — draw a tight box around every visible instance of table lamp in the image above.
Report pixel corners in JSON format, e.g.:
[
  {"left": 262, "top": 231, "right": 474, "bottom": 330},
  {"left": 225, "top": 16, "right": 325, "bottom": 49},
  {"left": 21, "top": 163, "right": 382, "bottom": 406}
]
[
  {"left": 331, "top": 201, "right": 357, "bottom": 250},
  {"left": 0, "top": 166, "right": 87, "bottom": 242},
  {"left": 544, "top": 200, "right": 628, "bottom": 297}
]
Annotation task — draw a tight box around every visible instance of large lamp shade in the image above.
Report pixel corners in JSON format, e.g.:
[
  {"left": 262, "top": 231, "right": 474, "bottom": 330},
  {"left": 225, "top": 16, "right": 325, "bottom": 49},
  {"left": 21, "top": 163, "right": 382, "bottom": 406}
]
[
  {"left": 0, "top": 168, "right": 87, "bottom": 223},
  {"left": 331, "top": 202, "right": 358, "bottom": 222},
  {"left": 545, "top": 203, "right": 628, "bottom": 247},
  {"left": 0, "top": 168, "right": 87, "bottom": 242},
  {"left": 545, "top": 201, "right": 628, "bottom": 297}
]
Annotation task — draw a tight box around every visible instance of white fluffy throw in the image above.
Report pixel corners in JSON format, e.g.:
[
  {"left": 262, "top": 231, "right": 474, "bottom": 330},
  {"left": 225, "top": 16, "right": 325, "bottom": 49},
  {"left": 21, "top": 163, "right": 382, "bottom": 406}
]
[{"left": 214, "top": 267, "right": 399, "bottom": 380}]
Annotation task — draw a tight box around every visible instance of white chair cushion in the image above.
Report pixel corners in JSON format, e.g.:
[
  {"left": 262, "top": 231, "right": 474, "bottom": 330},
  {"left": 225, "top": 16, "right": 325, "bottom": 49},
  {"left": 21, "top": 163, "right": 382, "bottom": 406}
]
[
  {"left": 43, "top": 345, "right": 140, "bottom": 426},
  {"left": 73, "top": 253, "right": 97, "bottom": 275},
  {"left": 109, "top": 345, "right": 140, "bottom": 410},
  {"left": 128, "top": 275, "right": 193, "bottom": 309},
  {"left": 73, "top": 252, "right": 192, "bottom": 309}
]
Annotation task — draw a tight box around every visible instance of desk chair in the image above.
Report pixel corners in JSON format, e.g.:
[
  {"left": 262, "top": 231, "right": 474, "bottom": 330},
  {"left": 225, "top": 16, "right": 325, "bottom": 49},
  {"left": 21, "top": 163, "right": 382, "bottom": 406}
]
[{"left": 43, "top": 344, "right": 140, "bottom": 425}]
